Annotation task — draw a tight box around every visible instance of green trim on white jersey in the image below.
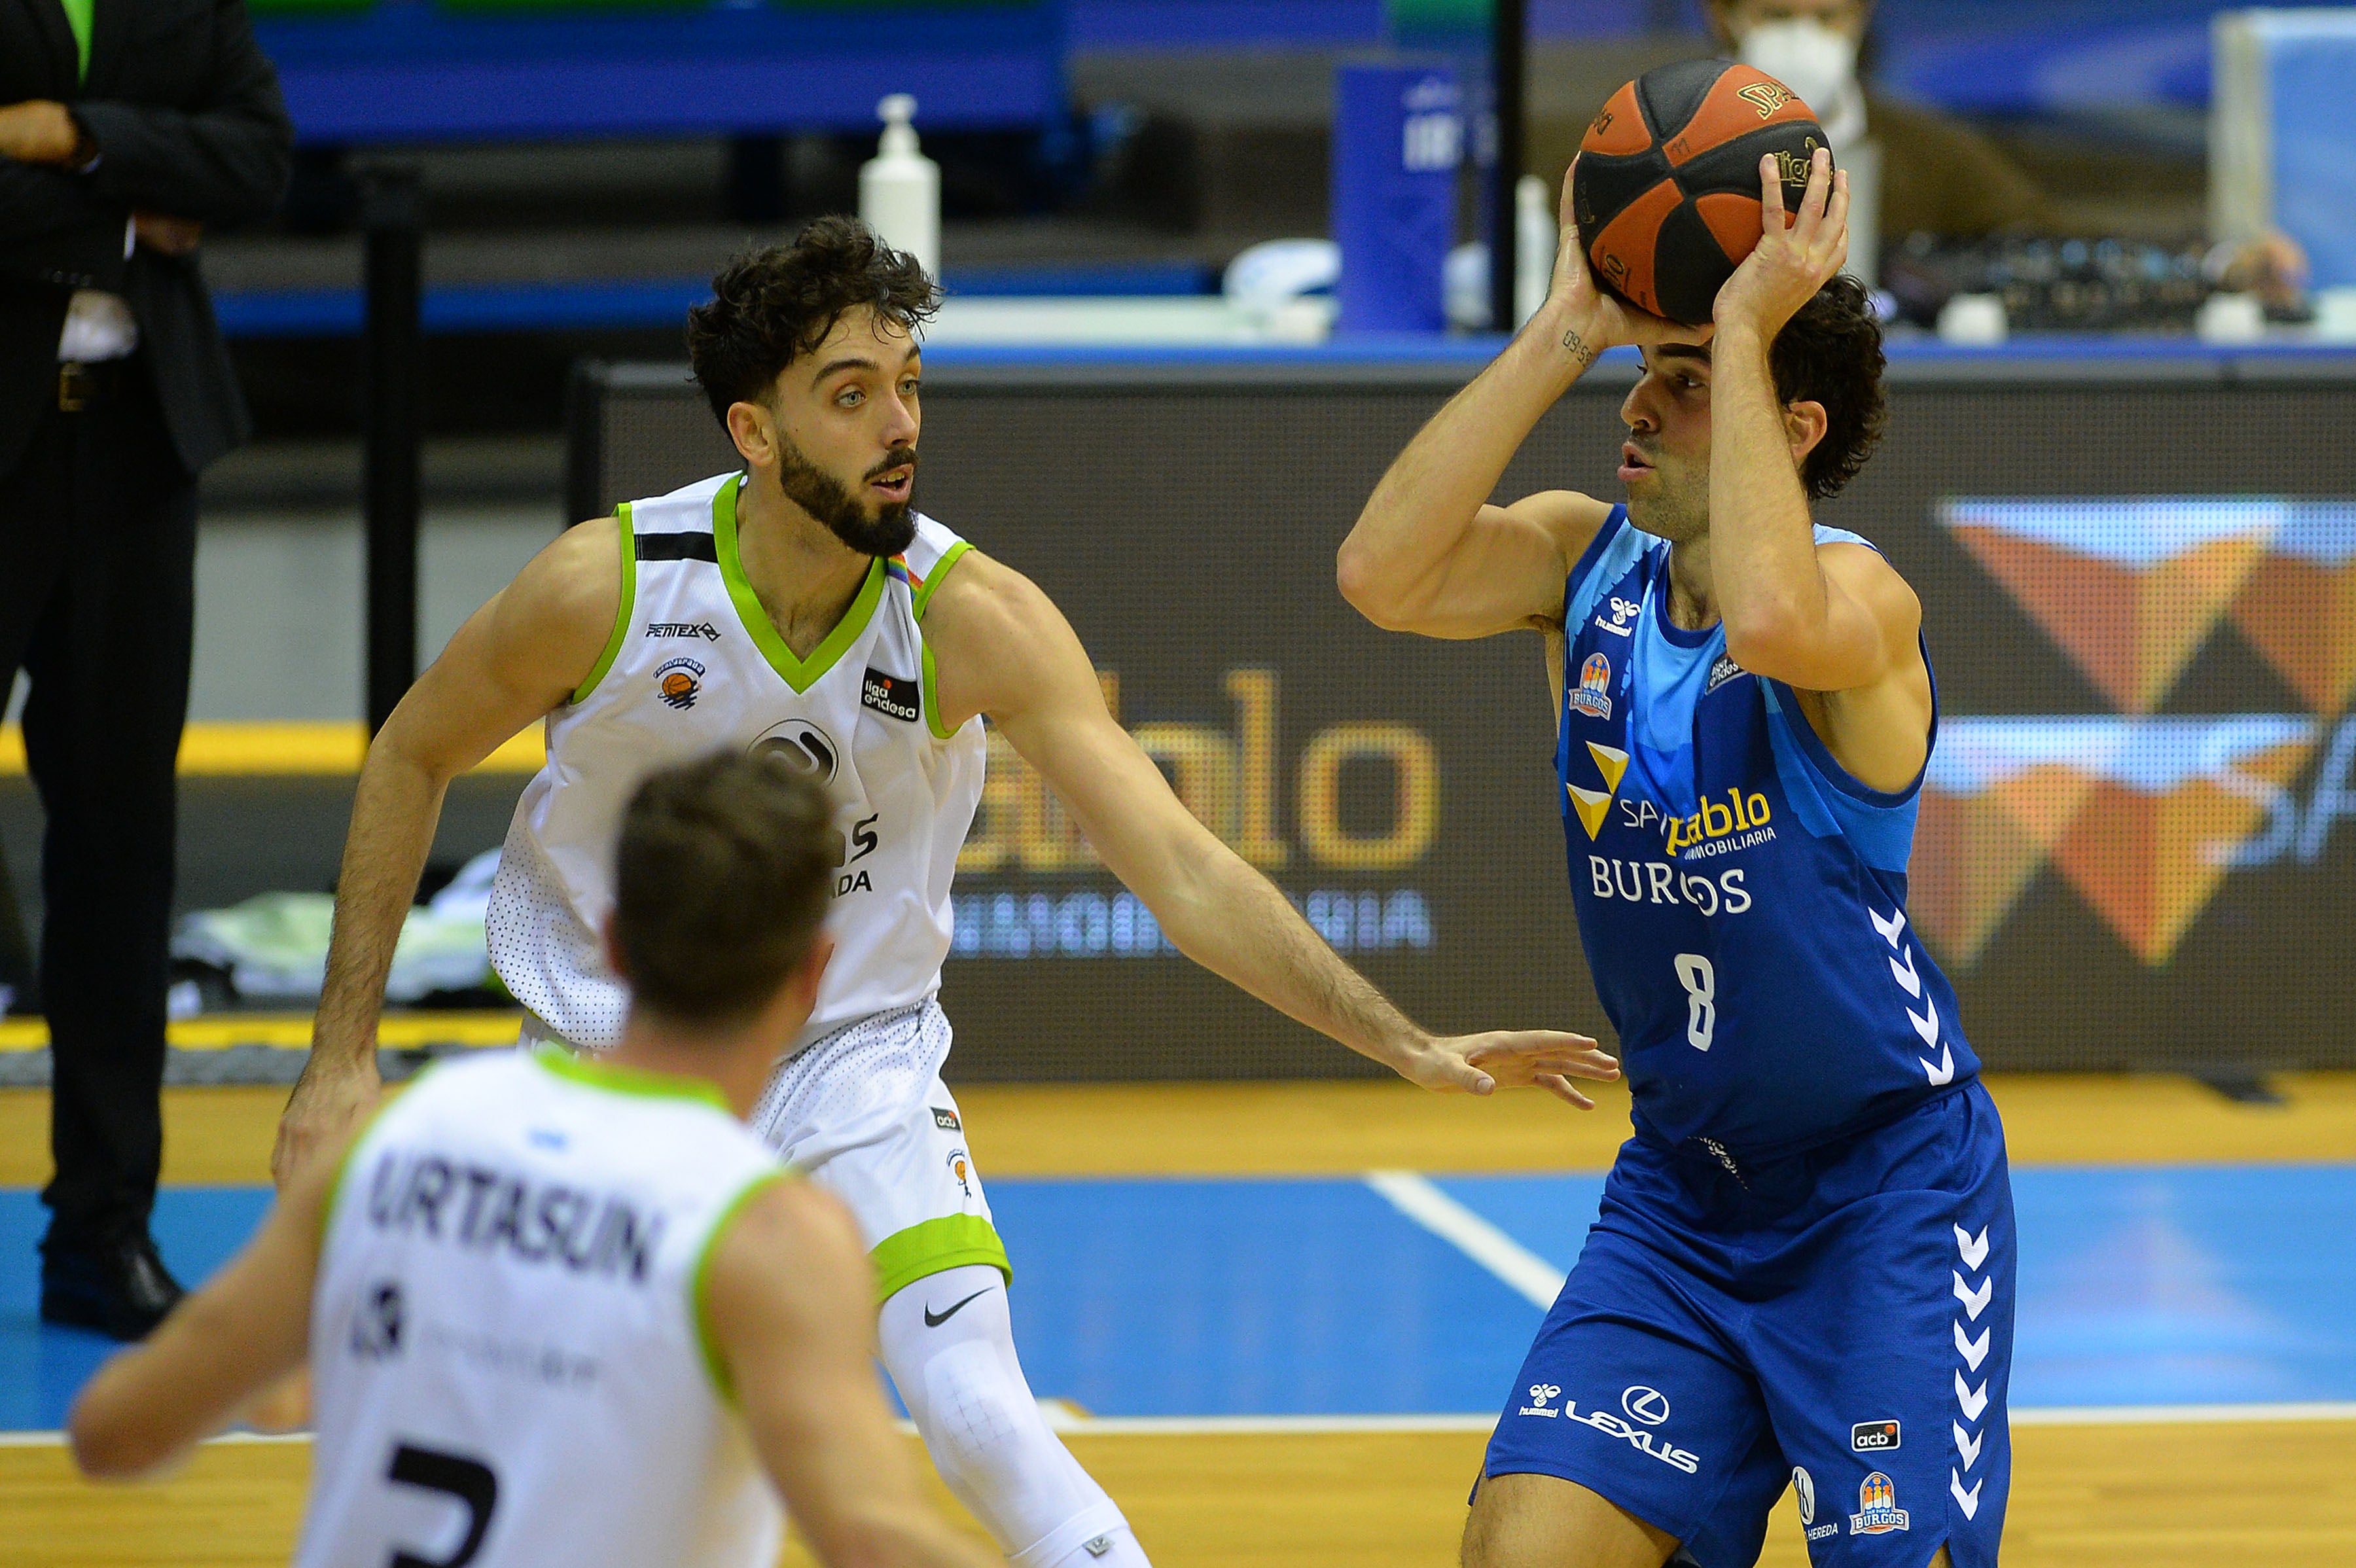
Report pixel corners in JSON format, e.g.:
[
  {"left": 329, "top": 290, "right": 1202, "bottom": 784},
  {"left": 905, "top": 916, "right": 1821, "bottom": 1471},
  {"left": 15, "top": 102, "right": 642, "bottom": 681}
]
[
  {"left": 571, "top": 507, "right": 639, "bottom": 705},
  {"left": 530, "top": 1041, "right": 730, "bottom": 1112},
  {"left": 692, "top": 1169, "right": 798, "bottom": 1406},
  {"left": 712, "top": 478, "right": 886, "bottom": 694}
]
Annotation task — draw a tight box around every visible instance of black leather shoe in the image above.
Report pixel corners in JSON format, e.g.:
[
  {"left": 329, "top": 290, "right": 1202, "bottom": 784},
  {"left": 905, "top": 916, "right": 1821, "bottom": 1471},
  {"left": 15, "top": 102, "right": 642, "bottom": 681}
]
[{"left": 40, "top": 1233, "right": 185, "bottom": 1340}]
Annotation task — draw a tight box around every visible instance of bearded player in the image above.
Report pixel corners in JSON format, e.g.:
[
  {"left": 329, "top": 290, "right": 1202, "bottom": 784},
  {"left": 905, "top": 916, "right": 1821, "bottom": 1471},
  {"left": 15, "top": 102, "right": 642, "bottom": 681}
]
[
  {"left": 271, "top": 217, "right": 1621, "bottom": 1568},
  {"left": 1340, "top": 152, "right": 2012, "bottom": 1567}
]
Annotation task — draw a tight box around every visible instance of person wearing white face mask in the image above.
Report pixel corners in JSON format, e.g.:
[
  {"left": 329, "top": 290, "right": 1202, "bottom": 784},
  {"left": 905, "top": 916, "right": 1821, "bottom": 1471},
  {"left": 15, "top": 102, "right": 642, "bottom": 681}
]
[
  {"left": 1707, "top": 0, "right": 2053, "bottom": 248},
  {"left": 1704, "top": 0, "right": 2308, "bottom": 309}
]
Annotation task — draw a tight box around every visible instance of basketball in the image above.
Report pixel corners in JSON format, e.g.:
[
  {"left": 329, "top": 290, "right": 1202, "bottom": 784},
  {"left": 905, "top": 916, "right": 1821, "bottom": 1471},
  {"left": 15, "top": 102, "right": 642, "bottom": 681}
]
[{"left": 1573, "top": 59, "right": 1832, "bottom": 325}]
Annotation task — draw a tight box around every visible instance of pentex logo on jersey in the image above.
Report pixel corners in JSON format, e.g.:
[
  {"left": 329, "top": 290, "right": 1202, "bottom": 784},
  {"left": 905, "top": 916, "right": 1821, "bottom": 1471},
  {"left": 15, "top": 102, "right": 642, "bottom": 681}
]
[
  {"left": 1569, "top": 652, "right": 1615, "bottom": 721},
  {"left": 1850, "top": 1471, "right": 1910, "bottom": 1535},
  {"left": 643, "top": 620, "right": 722, "bottom": 641},
  {"left": 654, "top": 656, "right": 704, "bottom": 710}
]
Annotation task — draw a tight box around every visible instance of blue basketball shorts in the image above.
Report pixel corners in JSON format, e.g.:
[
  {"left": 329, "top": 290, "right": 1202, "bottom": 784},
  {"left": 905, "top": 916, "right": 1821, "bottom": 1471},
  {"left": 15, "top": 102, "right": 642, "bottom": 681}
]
[{"left": 1482, "top": 1080, "right": 2015, "bottom": 1568}]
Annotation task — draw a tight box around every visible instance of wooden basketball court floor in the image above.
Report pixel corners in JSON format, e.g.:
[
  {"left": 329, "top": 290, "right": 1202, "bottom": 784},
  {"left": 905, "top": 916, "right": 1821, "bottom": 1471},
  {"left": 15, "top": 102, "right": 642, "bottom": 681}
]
[{"left": 1, "top": 1069, "right": 2351, "bottom": 1567}]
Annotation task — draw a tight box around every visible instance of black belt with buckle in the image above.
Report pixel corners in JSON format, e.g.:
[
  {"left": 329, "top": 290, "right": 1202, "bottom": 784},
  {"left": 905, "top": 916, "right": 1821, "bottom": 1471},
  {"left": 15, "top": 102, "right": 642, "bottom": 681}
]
[{"left": 56, "top": 359, "right": 120, "bottom": 413}]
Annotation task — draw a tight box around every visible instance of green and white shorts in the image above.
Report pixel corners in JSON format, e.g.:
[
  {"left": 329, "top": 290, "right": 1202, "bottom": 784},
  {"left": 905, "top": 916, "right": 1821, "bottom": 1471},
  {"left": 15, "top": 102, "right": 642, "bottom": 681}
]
[
  {"left": 745, "top": 998, "right": 1010, "bottom": 1303},
  {"left": 523, "top": 997, "right": 1008, "bottom": 1303}
]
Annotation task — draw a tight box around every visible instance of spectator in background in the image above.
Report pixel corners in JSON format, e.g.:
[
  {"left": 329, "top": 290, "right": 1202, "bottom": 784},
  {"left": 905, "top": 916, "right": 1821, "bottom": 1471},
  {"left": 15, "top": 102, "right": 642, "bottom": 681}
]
[
  {"left": 0, "top": 0, "right": 292, "bottom": 1338},
  {"left": 1704, "top": 0, "right": 2306, "bottom": 306}
]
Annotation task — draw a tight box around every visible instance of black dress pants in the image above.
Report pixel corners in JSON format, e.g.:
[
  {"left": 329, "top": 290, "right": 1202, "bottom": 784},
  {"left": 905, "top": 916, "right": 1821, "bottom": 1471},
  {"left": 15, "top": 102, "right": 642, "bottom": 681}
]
[{"left": 0, "top": 359, "right": 197, "bottom": 1253}]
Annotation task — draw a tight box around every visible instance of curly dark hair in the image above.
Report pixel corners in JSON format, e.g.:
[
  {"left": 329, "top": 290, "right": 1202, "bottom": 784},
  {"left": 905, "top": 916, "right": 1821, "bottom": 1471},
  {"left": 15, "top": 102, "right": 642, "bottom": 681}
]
[
  {"left": 685, "top": 216, "right": 942, "bottom": 425},
  {"left": 1768, "top": 274, "right": 1887, "bottom": 500}
]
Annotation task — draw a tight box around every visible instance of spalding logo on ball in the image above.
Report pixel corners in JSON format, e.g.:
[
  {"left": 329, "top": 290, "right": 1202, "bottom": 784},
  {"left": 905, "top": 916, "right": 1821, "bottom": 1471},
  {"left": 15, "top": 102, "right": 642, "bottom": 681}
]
[{"left": 1574, "top": 59, "right": 1831, "bottom": 325}]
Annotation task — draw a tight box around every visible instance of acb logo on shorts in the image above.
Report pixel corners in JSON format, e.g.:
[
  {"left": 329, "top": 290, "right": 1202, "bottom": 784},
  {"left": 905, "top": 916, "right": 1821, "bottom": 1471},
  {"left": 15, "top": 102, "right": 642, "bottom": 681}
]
[{"left": 1851, "top": 1419, "right": 1901, "bottom": 1452}]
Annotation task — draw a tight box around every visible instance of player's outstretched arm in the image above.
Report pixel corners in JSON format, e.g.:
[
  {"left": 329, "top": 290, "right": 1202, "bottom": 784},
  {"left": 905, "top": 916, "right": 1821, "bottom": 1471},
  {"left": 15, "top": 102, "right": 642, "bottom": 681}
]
[
  {"left": 69, "top": 1146, "right": 336, "bottom": 1478},
  {"left": 1338, "top": 159, "right": 1683, "bottom": 640},
  {"left": 709, "top": 1181, "right": 1001, "bottom": 1568},
  {"left": 928, "top": 553, "right": 1620, "bottom": 1105},
  {"left": 272, "top": 517, "right": 624, "bottom": 1186}
]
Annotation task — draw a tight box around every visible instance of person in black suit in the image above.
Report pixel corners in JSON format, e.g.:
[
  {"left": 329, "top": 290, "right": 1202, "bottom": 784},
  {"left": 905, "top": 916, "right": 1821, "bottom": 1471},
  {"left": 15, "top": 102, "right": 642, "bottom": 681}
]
[{"left": 0, "top": 0, "right": 291, "bottom": 1338}]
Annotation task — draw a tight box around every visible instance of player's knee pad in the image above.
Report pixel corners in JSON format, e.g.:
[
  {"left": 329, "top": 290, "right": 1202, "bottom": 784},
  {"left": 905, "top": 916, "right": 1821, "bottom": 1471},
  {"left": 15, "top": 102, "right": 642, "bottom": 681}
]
[{"left": 877, "top": 1266, "right": 1137, "bottom": 1560}]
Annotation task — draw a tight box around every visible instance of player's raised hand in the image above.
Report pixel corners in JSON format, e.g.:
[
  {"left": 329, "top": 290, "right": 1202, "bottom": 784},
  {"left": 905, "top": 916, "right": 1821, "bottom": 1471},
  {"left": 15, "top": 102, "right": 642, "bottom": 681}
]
[
  {"left": 1548, "top": 157, "right": 1694, "bottom": 365},
  {"left": 1395, "top": 1028, "right": 1620, "bottom": 1109},
  {"left": 1714, "top": 146, "right": 1848, "bottom": 337}
]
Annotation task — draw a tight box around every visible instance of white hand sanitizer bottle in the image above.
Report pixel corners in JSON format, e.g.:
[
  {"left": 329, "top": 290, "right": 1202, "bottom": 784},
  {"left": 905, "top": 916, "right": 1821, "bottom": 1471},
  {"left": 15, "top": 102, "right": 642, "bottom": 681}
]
[
  {"left": 860, "top": 94, "right": 940, "bottom": 281},
  {"left": 1514, "top": 174, "right": 1555, "bottom": 329}
]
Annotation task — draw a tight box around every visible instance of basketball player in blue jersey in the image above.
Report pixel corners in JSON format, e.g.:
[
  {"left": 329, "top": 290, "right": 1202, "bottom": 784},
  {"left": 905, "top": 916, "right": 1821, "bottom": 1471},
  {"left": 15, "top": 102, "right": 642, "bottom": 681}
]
[{"left": 1341, "top": 150, "right": 2012, "bottom": 1568}]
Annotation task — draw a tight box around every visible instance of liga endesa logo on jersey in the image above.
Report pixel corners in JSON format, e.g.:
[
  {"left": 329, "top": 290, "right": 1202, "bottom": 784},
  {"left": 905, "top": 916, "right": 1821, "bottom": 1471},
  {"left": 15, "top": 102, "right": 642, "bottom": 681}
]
[{"left": 1919, "top": 499, "right": 2356, "bottom": 970}]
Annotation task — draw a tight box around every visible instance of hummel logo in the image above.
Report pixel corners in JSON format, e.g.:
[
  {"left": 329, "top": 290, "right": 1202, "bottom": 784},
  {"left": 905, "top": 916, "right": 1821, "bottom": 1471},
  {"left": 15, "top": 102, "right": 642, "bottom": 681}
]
[{"left": 923, "top": 1288, "right": 992, "bottom": 1328}]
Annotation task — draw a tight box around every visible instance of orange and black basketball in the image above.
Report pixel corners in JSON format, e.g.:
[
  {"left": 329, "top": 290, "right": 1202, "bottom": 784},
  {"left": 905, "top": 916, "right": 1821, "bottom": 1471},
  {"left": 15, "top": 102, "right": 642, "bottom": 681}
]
[{"left": 1572, "top": 60, "right": 1831, "bottom": 325}]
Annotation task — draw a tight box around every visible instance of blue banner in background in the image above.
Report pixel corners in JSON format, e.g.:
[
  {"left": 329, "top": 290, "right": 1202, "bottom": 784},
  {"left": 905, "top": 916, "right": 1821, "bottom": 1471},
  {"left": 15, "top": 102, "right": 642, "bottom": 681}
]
[{"left": 1332, "top": 63, "right": 1462, "bottom": 334}]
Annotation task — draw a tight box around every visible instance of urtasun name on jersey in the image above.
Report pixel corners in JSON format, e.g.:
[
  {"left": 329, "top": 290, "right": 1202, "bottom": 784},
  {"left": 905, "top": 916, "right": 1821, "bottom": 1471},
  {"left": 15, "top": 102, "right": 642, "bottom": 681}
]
[
  {"left": 486, "top": 472, "right": 987, "bottom": 1050},
  {"left": 361, "top": 1150, "right": 664, "bottom": 1282},
  {"left": 1554, "top": 509, "right": 1981, "bottom": 1160}
]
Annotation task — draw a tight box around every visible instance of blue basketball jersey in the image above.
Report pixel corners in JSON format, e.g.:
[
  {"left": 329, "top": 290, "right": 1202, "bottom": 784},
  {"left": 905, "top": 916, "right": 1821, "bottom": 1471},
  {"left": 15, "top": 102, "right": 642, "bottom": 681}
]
[{"left": 1555, "top": 508, "right": 1978, "bottom": 1158}]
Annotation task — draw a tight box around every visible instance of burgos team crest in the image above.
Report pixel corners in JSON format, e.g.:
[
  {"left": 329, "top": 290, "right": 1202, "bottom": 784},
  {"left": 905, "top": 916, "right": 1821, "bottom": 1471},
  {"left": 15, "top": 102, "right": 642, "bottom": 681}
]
[
  {"left": 1849, "top": 1470, "right": 1909, "bottom": 1535},
  {"left": 1569, "top": 652, "right": 1613, "bottom": 721}
]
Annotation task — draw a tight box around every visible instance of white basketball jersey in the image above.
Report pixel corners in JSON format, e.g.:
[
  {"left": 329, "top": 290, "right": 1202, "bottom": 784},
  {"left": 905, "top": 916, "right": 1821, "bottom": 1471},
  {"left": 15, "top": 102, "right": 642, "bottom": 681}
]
[
  {"left": 297, "top": 1048, "right": 787, "bottom": 1568},
  {"left": 487, "top": 472, "right": 987, "bottom": 1050}
]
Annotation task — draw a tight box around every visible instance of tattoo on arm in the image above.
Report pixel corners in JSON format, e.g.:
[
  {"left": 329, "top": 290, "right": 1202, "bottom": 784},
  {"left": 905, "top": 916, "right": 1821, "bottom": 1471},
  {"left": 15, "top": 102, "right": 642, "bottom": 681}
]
[{"left": 1561, "top": 328, "right": 1598, "bottom": 368}]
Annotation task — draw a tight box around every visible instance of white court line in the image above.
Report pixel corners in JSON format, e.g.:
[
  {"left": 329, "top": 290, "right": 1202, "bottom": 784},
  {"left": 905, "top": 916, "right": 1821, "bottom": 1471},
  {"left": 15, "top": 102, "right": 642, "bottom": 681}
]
[
  {"left": 1363, "top": 1170, "right": 1565, "bottom": 1311},
  {"left": 2010, "top": 1401, "right": 2356, "bottom": 1425},
  {"left": 0, "top": 1429, "right": 308, "bottom": 1448},
  {"left": 6, "top": 1405, "right": 2355, "bottom": 1448}
]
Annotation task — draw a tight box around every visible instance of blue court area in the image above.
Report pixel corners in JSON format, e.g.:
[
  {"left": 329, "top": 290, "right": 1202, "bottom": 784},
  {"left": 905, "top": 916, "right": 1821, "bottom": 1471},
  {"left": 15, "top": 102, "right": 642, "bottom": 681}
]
[{"left": 3, "top": 1166, "right": 2353, "bottom": 1431}]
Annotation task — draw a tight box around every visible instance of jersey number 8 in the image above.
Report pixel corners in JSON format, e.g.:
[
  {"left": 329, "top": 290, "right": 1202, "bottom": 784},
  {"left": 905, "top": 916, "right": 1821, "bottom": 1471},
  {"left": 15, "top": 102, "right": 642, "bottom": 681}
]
[{"left": 1673, "top": 953, "right": 1716, "bottom": 1052}]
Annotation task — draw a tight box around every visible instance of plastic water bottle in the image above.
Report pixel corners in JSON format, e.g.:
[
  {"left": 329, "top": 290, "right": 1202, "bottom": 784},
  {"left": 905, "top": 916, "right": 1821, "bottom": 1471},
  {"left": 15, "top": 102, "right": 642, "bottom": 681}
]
[
  {"left": 860, "top": 94, "right": 939, "bottom": 279},
  {"left": 1514, "top": 175, "right": 1555, "bottom": 329}
]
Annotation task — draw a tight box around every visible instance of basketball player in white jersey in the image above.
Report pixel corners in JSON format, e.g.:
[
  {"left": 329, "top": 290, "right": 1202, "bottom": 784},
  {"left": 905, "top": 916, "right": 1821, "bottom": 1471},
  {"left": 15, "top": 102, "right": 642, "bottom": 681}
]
[
  {"left": 270, "top": 217, "right": 1623, "bottom": 1568},
  {"left": 71, "top": 752, "right": 997, "bottom": 1568}
]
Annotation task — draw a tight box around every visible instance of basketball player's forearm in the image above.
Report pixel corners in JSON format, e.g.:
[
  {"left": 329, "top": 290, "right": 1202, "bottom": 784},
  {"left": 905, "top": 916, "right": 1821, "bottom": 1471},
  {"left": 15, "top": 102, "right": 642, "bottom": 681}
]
[
  {"left": 1347, "top": 299, "right": 1595, "bottom": 581},
  {"left": 313, "top": 749, "right": 452, "bottom": 1065},
  {"left": 1156, "top": 849, "right": 1423, "bottom": 1069},
  {"left": 1706, "top": 324, "right": 1827, "bottom": 646}
]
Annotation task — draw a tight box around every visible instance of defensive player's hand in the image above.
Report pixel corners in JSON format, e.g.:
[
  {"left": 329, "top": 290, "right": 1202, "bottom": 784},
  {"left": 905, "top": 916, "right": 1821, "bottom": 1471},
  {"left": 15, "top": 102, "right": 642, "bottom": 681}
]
[
  {"left": 1713, "top": 146, "right": 1849, "bottom": 338},
  {"left": 1546, "top": 156, "right": 1692, "bottom": 367},
  {"left": 272, "top": 1047, "right": 383, "bottom": 1188},
  {"left": 1395, "top": 1029, "right": 1620, "bottom": 1109}
]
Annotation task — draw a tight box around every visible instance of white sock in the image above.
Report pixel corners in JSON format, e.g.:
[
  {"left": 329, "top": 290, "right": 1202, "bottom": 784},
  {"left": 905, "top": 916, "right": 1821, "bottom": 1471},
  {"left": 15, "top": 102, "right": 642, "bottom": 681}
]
[{"left": 878, "top": 1266, "right": 1151, "bottom": 1566}]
